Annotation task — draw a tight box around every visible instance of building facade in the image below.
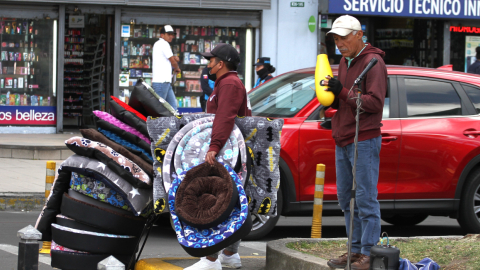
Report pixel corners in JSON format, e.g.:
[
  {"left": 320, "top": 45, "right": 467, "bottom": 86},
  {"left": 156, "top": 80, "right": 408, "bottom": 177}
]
[{"left": 0, "top": 0, "right": 320, "bottom": 134}]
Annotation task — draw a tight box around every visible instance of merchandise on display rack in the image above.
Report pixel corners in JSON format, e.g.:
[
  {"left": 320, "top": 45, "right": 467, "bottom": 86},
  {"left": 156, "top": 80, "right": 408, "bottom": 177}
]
[
  {"left": 0, "top": 18, "right": 55, "bottom": 108},
  {"left": 63, "top": 14, "right": 106, "bottom": 128},
  {"left": 119, "top": 24, "right": 247, "bottom": 111}
]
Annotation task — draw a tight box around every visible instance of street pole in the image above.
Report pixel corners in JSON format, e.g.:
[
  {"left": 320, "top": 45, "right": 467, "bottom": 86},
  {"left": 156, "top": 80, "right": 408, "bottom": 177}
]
[{"left": 17, "top": 225, "right": 42, "bottom": 270}]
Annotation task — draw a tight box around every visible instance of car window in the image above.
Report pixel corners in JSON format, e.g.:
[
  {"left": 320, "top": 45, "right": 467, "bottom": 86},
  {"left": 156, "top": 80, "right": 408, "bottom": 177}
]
[
  {"left": 404, "top": 78, "right": 461, "bottom": 117},
  {"left": 462, "top": 84, "right": 480, "bottom": 114},
  {"left": 249, "top": 73, "right": 316, "bottom": 117}
]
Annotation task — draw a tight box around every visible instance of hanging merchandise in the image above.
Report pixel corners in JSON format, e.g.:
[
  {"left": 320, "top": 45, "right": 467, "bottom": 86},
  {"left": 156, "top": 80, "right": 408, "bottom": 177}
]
[
  {"left": 169, "top": 162, "right": 252, "bottom": 257},
  {"left": 148, "top": 114, "right": 283, "bottom": 216}
]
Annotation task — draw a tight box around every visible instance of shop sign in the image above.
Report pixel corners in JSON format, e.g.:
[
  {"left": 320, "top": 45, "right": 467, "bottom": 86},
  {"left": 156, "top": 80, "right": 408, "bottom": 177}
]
[
  {"left": 308, "top": 16, "right": 316, "bottom": 33},
  {"left": 291, "top": 1, "right": 305, "bottom": 7},
  {"left": 451, "top": 26, "right": 480, "bottom": 33},
  {"left": 0, "top": 106, "right": 56, "bottom": 125},
  {"left": 69, "top": 16, "right": 85, "bottom": 28},
  {"left": 330, "top": 0, "right": 480, "bottom": 19}
]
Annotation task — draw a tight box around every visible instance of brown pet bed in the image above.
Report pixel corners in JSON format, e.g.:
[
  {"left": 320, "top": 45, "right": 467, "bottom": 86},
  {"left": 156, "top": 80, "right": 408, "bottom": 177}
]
[{"left": 175, "top": 161, "right": 238, "bottom": 229}]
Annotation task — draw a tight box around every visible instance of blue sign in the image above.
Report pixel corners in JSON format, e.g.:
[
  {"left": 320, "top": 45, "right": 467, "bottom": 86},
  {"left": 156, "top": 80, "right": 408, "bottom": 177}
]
[{"left": 329, "top": 0, "right": 480, "bottom": 19}]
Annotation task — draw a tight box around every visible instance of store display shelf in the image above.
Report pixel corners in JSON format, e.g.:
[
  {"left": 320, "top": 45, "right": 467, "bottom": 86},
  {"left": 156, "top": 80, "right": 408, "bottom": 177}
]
[
  {"left": 64, "top": 106, "right": 82, "bottom": 109},
  {"left": 64, "top": 91, "right": 83, "bottom": 94},
  {"left": 65, "top": 42, "right": 84, "bottom": 44},
  {"left": 0, "top": 74, "right": 31, "bottom": 76},
  {"left": 64, "top": 99, "right": 82, "bottom": 102},
  {"left": 65, "top": 35, "right": 85, "bottom": 37},
  {"left": 64, "top": 113, "right": 82, "bottom": 116}
]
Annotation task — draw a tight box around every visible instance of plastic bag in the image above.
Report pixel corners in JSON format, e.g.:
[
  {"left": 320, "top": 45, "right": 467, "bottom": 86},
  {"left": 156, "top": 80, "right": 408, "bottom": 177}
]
[{"left": 399, "top": 257, "right": 440, "bottom": 270}]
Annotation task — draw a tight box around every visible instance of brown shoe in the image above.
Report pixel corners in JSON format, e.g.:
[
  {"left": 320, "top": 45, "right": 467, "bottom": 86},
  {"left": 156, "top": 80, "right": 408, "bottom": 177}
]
[
  {"left": 327, "top": 252, "right": 361, "bottom": 269},
  {"left": 351, "top": 254, "right": 370, "bottom": 270}
]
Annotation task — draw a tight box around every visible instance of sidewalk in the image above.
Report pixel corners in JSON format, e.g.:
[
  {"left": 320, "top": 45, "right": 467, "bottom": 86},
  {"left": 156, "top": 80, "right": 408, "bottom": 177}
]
[{"left": 0, "top": 133, "right": 79, "bottom": 210}]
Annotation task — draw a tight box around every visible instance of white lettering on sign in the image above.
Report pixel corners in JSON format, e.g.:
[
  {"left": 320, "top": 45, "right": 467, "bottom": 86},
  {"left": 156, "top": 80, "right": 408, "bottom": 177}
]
[
  {"left": 15, "top": 110, "right": 54, "bottom": 121},
  {"left": 0, "top": 112, "right": 12, "bottom": 121},
  {"left": 341, "top": 0, "right": 480, "bottom": 17}
]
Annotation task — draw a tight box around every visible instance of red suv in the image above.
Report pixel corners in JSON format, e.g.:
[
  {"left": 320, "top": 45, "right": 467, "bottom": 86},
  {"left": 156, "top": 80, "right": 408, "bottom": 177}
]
[{"left": 244, "top": 65, "right": 480, "bottom": 240}]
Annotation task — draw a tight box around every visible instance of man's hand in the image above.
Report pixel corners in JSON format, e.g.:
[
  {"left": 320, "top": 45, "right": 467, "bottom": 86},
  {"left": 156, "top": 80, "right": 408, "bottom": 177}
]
[
  {"left": 322, "top": 75, "right": 343, "bottom": 96},
  {"left": 173, "top": 56, "right": 180, "bottom": 62},
  {"left": 174, "top": 68, "right": 181, "bottom": 74},
  {"left": 205, "top": 151, "right": 217, "bottom": 165}
]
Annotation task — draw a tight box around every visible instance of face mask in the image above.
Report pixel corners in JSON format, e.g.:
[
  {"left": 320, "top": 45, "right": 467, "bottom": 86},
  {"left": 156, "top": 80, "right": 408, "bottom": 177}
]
[
  {"left": 256, "top": 67, "right": 269, "bottom": 79},
  {"left": 207, "top": 62, "right": 220, "bottom": 81},
  {"left": 207, "top": 67, "right": 217, "bottom": 81}
]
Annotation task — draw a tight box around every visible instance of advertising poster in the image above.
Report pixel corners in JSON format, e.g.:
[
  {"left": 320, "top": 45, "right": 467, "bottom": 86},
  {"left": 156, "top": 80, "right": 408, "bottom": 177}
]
[
  {"left": 465, "top": 36, "right": 480, "bottom": 72},
  {"left": 69, "top": 16, "right": 85, "bottom": 28}
]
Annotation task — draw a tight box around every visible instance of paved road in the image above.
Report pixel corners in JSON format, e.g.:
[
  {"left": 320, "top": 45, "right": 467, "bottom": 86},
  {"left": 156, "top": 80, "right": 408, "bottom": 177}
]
[{"left": 0, "top": 211, "right": 463, "bottom": 269}]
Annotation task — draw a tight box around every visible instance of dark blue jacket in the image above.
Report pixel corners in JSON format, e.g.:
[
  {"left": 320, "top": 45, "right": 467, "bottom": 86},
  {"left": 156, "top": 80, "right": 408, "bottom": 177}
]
[{"left": 468, "top": 60, "right": 480, "bottom": 75}]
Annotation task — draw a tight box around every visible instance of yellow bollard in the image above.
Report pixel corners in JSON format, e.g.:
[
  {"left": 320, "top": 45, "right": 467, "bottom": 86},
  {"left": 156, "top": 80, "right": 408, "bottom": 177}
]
[
  {"left": 311, "top": 164, "right": 325, "bottom": 238},
  {"left": 39, "top": 161, "right": 55, "bottom": 254}
]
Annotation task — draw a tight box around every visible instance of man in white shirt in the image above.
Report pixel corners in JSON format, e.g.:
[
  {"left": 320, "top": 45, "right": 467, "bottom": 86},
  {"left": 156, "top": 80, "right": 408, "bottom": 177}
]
[{"left": 152, "top": 25, "right": 181, "bottom": 110}]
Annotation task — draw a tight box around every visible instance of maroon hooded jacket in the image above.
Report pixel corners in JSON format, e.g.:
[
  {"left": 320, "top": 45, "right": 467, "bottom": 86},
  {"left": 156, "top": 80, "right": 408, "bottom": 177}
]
[
  {"left": 206, "top": 71, "right": 252, "bottom": 153},
  {"left": 330, "top": 44, "right": 387, "bottom": 147}
]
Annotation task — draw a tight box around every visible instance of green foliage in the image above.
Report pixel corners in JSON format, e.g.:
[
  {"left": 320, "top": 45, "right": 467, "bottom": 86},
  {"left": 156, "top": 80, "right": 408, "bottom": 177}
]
[{"left": 287, "top": 236, "right": 480, "bottom": 269}]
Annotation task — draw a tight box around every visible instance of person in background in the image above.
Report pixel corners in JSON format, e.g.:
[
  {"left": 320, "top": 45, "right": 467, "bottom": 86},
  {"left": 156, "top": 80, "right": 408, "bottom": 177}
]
[
  {"left": 152, "top": 25, "right": 180, "bottom": 111},
  {"left": 467, "top": 46, "right": 480, "bottom": 75},
  {"left": 200, "top": 66, "right": 215, "bottom": 112},
  {"left": 253, "top": 57, "right": 275, "bottom": 88},
  {"left": 184, "top": 43, "right": 251, "bottom": 270},
  {"left": 323, "top": 15, "right": 387, "bottom": 270}
]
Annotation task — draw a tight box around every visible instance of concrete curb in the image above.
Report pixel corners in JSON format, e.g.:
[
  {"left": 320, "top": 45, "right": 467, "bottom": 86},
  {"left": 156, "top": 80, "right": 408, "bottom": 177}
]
[
  {"left": 0, "top": 192, "right": 45, "bottom": 211},
  {"left": 265, "top": 236, "right": 464, "bottom": 270}
]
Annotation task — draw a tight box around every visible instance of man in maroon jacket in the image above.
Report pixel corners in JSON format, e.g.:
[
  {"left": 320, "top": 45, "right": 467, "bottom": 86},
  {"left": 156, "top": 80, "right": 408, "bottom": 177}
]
[
  {"left": 184, "top": 43, "right": 251, "bottom": 270},
  {"left": 321, "top": 15, "right": 387, "bottom": 270}
]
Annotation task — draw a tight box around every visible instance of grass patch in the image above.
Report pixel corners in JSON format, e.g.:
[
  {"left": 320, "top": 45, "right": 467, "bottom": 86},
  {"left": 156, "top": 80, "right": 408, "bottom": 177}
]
[{"left": 287, "top": 234, "right": 480, "bottom": 270}]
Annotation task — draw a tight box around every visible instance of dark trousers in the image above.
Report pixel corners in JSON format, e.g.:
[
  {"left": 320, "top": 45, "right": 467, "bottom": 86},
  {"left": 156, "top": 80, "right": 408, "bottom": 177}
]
[{"left": 200, "top": 95, "right": 207, "bottom": 112}]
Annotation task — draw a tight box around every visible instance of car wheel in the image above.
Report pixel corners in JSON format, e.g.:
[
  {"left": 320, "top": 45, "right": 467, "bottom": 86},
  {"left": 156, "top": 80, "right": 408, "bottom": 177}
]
[
  {"left": 381, "top": 214, "right": 428, "bottom": 226},
  {"left": 243, "top": 189, "right": 283, "bottom": 241},
  {"left": 458, "top": 169, "right": 480, "bottom": 233}
]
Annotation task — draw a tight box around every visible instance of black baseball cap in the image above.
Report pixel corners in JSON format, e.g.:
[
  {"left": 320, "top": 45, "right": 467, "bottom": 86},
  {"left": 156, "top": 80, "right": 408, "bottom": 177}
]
[
  {"left": 254, "top": 57, "right": 271, "bottom": 66},
  {"left": 201, "top": 43, "right": 240, "bottom": 67}
]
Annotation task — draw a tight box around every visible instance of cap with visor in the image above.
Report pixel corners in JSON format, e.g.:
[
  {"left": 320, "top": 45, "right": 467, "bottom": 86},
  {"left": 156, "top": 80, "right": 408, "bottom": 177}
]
[
  {"left": 326, "top": 15, "right": 361, "bottom": 36},
  {"left": 160, "top": 25, "right": 175, "bottom": 34},
  {"left": 200, "top": 43, "right": 240, "bottom": 68}
]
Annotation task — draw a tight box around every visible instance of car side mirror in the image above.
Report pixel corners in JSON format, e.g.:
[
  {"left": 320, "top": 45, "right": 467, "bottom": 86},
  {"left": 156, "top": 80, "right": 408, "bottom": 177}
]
[{"left": 320, "top": 108, "right": 337, "bottom": 129}]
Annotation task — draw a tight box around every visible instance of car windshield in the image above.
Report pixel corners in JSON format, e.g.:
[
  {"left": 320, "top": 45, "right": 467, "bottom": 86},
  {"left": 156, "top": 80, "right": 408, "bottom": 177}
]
[{"left": 248, "top": 72, "right": 316, "bottom": 117}]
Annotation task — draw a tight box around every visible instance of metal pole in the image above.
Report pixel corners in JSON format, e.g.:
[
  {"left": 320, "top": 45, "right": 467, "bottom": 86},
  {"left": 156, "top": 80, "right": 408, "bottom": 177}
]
[
  {"left": 311, "top": 164, "right": 325, "bottom": 238},
  {"left": 98, "top": 255, "right": 125, "bottom": 270},
  {"left": 346, "top": 91, "right": 362, "bottom": 270},
  {"left": 39, "top": 161, "right": 55, "bottom": 254},
  {"left": 18, "top": 225, "right": 42, "bottom": 270}
]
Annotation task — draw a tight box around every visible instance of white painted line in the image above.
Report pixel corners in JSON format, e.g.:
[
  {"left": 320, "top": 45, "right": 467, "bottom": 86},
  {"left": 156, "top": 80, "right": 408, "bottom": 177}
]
[
  {"left": 240, "top": 241, "right": 266, "bottom": 252},
  {"left": 0, "top": 244, "right": 51, "bottom": 265}
]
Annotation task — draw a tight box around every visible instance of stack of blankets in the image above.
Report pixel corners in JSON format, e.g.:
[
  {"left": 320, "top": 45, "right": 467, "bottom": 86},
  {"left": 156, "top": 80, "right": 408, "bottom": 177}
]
[{"left": 35, "top": 81, "right": 175, "bottom": 269}]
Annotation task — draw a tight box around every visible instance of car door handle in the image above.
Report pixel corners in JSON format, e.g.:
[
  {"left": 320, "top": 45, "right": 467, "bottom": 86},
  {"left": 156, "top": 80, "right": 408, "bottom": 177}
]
[
  {"left": 381, "top": 136, "right": 397, "bottom": 142},
  {"left": 464, "top": 130, "right": 480, "bottom": 136}
]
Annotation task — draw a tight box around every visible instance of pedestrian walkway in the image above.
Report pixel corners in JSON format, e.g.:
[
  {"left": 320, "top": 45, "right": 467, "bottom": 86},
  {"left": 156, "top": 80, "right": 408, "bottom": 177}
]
[
  {"left": 0, "top": 133, "right": 78, "bottom": 210},
  {"left": 0, "top": 133, "right": 78, "bottom": 160}
]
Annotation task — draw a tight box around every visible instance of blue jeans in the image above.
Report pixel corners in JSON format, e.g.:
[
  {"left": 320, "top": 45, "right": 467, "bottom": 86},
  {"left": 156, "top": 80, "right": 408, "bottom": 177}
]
[
  {"left": 152, "top": 82, "right": 177, "bottom": 111},
  {"left": 335, "top": 136, "right": 381, "bottom": 256}
]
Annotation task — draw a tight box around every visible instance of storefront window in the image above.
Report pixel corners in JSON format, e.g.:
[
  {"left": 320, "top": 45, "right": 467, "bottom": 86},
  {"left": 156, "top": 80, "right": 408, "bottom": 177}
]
[
  {"left": 324, "top": 16, "right": 444, "bottom": 68},
  {"left": 118, "top": 24, "right": 247, "bottom": 111},
  {"left": 0, "top": 18, "right": 56, "bottom": 125}
]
